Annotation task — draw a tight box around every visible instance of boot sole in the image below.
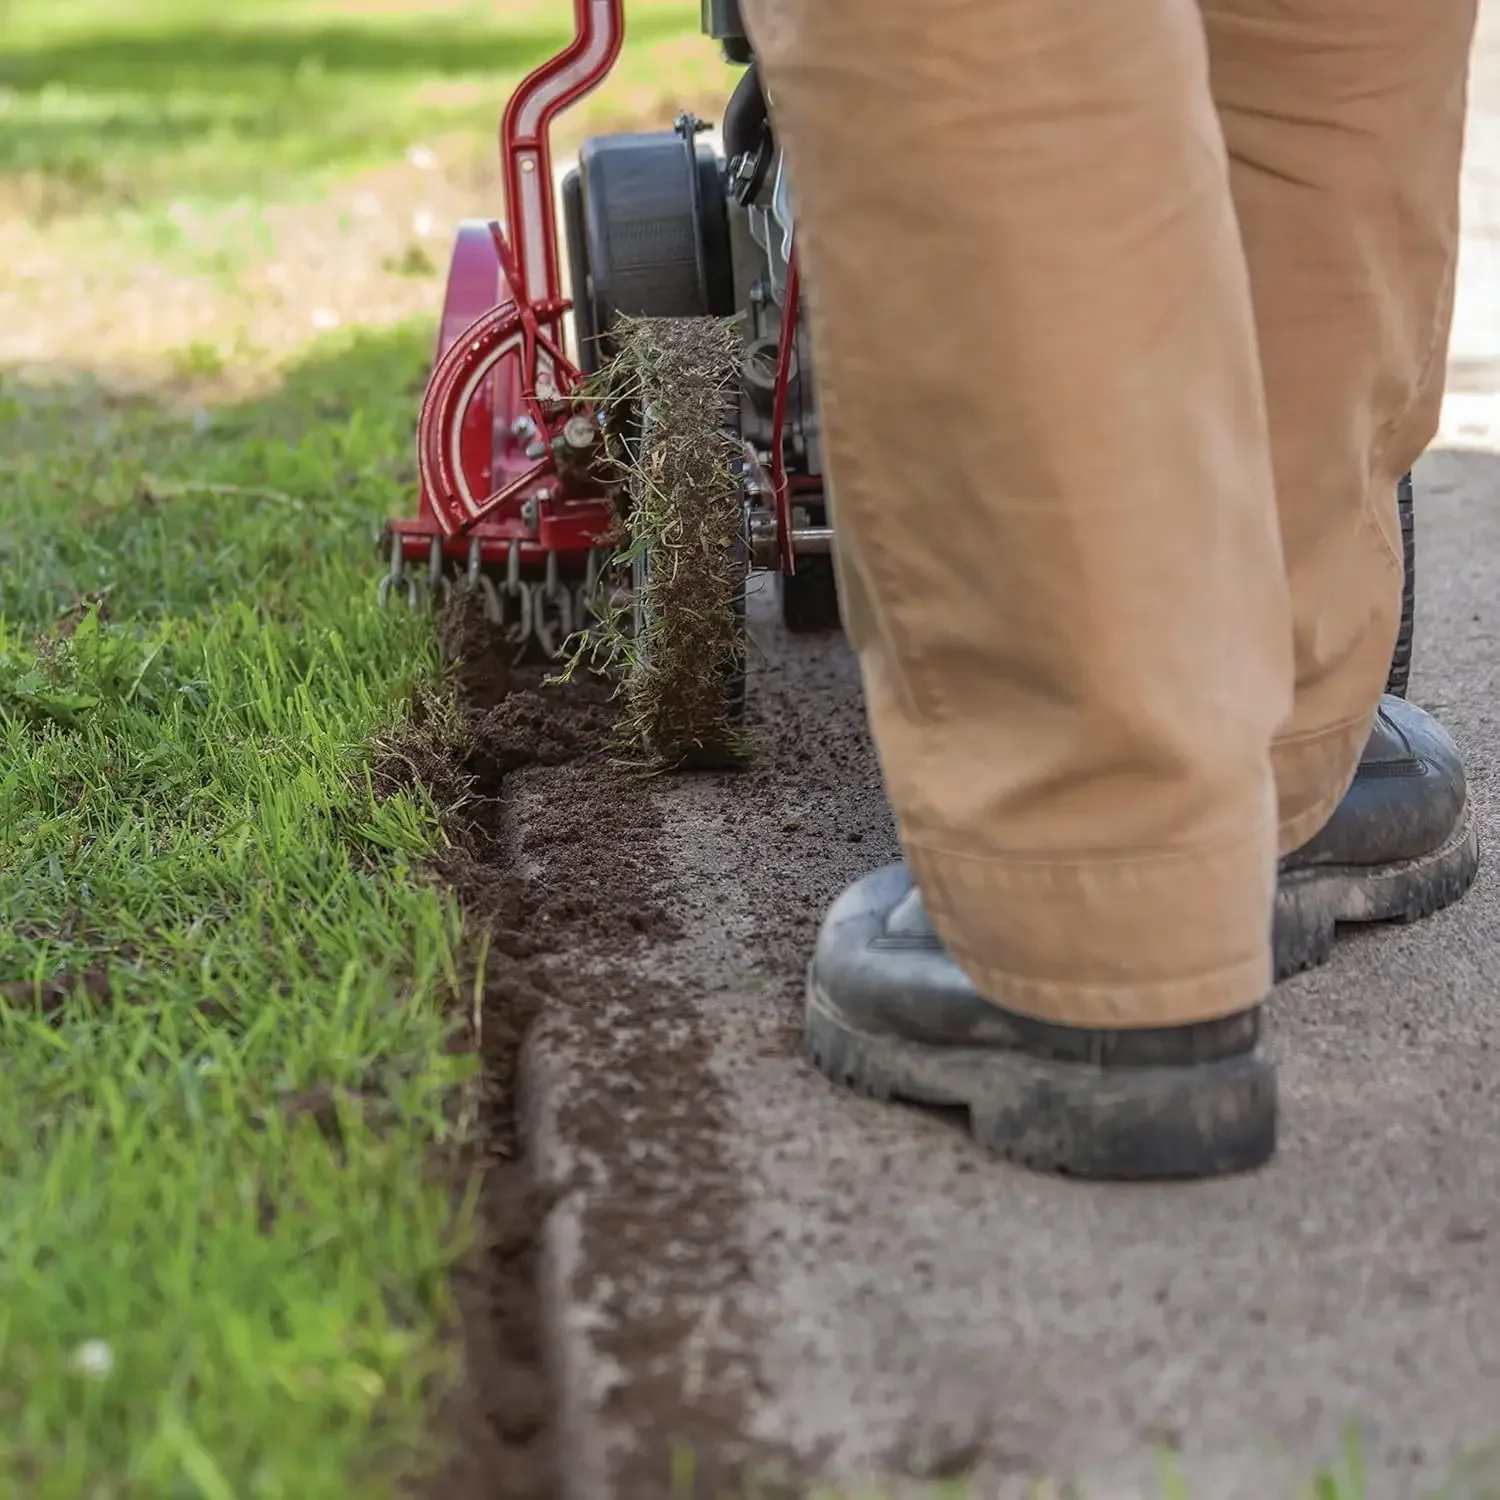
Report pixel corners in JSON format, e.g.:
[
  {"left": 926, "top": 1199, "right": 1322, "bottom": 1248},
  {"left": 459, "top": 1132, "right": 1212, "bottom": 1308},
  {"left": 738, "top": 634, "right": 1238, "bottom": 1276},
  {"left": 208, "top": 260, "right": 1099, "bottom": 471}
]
[
  {"left": 1273, "top": 796, "right": 1480, "bottom": 980},
  {"left": 803, "top": 981, "right": 1276, "bottom": 1181}
]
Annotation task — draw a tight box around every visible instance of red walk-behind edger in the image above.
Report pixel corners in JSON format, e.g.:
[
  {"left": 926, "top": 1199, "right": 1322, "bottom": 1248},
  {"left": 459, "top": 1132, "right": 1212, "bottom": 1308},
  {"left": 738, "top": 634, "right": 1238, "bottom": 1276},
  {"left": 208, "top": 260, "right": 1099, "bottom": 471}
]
[{"left": 379, "top": 0, "right": 1418, "bottom": 738}]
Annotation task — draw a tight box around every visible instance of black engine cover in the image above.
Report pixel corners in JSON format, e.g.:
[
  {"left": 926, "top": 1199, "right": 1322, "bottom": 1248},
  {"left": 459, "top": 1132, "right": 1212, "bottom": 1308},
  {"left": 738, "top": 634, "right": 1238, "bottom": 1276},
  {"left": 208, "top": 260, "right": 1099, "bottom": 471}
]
[{"left": 563, "top": 132, "right": 733, "bottom": 374}]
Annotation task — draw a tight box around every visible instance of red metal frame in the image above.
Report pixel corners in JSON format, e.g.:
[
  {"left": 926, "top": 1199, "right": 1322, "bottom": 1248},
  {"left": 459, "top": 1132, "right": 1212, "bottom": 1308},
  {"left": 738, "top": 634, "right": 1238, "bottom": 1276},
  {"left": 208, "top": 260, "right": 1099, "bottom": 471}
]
[
  {"left": 390, "top": 0, "right": 807, "bottom": 582},
  {"left": 500, "top": 0, "right": 624, "bottom": 352},
  {"left": 394, "top": 0, "right": 626, "bottom": 572}
]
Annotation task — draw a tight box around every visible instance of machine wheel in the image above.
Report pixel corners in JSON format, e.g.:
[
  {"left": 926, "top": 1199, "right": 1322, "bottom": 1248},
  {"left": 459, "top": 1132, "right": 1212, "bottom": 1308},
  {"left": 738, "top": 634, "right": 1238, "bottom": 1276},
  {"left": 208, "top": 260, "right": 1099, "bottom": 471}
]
[
  {"left": 608, "top": 317, "right": 748, "bottom": 766},
  {"left": 566, "top": 130, "right": 746, "bottom": 760},
  {"left": 1386, "top": 472, "right": 1415, "bottom": 700},
  {"left": 778, "top": 554, "right": 841, "bottom": 634},
  {"left": 630, "top": 503, "right": 749, "bottom": 742}
]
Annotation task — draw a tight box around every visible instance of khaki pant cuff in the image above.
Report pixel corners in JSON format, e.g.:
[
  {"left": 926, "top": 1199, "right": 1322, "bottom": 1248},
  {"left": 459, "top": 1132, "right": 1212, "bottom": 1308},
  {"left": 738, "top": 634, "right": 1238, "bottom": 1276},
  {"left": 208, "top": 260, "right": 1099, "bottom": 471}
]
[
  {"left": 1272, "top": 711, "right": 1373, "bottom": 856},
  {"left": 906, "top": 835, "right": 1274, "bottom": 1032}
]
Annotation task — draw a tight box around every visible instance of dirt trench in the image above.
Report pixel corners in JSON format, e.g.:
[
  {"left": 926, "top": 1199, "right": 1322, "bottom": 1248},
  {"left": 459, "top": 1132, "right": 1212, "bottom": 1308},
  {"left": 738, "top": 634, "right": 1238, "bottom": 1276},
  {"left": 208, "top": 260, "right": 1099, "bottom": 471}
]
[{"left": 408, "top": 598, "right": 799, "bottom": 1500}]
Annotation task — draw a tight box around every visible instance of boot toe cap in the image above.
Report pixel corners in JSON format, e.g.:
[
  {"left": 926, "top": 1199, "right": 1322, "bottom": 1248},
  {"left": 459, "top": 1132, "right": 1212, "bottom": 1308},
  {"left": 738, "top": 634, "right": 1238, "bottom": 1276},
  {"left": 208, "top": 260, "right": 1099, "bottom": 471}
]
[
  {"left": 1290, "top": 695, "right": 1470, "bottom": 870},
  {"left": 811, "top": 864, "right": 1003, "bottom": 1046}
]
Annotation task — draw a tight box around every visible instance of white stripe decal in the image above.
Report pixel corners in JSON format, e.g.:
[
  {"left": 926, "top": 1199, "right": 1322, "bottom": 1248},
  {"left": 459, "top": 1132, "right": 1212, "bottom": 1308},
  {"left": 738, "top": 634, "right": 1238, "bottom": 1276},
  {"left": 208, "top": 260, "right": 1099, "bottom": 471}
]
[{"left": 516, "top": 0, "right": 616, "bottom": 139}]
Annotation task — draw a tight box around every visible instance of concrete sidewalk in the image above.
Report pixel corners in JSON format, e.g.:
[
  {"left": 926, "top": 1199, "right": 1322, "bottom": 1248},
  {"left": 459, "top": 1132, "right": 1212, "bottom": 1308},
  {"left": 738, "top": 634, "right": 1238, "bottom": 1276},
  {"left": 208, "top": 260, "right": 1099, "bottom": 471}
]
[{"left": 523, "top": 13, "right": 1500, "bottom": 1498}]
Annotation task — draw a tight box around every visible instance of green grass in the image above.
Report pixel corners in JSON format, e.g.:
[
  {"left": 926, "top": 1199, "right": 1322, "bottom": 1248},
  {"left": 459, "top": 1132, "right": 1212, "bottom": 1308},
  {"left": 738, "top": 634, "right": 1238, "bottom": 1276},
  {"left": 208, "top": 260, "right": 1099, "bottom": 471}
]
[
  {"left": 0, "top": 327, "right": 477, "bottom": 1498},
  {"left": 0, "top": 0, "right": 720, "bottom": 1491}
]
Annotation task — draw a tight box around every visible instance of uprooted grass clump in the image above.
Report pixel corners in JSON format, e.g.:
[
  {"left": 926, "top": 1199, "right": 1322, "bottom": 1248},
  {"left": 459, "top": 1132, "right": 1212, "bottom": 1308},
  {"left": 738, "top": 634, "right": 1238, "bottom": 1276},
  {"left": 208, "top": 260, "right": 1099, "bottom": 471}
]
[{"left": 563, "top": 314, "right": 747, "bottom": 767}]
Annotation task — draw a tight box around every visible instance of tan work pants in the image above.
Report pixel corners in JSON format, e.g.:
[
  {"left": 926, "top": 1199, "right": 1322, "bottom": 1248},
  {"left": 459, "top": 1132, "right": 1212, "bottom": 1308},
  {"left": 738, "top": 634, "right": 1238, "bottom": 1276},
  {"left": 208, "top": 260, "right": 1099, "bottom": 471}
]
[{"left": 741, "top": 0, "right": 1477, "bottom": 1029}]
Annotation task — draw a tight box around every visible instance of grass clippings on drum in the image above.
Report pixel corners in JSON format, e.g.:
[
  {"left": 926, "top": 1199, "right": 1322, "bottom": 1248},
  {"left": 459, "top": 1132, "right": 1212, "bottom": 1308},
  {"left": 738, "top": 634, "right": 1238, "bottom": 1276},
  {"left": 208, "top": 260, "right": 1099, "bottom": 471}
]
[{"left": 572, "top": 315, "right": 747, "bottom": 769}]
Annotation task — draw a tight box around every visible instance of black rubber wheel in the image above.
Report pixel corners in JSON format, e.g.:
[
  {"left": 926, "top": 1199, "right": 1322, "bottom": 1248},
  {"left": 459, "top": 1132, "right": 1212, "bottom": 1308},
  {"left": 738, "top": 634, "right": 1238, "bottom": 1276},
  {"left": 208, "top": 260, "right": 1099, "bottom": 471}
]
[
  {"left": 1386, "top": 472, "right": 1415, "bottom": 699},
  {"left": 778, "top": 554, "right": 841, "bottom": 634}
]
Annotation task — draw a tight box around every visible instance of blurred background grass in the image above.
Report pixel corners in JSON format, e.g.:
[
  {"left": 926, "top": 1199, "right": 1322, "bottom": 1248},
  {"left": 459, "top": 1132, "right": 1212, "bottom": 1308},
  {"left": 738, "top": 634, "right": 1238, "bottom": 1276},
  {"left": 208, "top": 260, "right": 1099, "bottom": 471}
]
[
  {"left": 0, "top": 0, "right": 733, "bottom": 216},
  {"left": 0, "top": 0, "right": 735, "bottom": 390}
]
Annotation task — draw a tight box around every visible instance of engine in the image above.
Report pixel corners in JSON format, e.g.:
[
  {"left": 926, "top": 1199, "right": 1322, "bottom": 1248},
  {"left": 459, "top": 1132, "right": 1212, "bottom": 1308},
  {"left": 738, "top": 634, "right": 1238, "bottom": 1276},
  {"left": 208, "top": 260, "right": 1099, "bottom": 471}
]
[{"left": 722, "top": 86, "right": 822, "bottom": 490}]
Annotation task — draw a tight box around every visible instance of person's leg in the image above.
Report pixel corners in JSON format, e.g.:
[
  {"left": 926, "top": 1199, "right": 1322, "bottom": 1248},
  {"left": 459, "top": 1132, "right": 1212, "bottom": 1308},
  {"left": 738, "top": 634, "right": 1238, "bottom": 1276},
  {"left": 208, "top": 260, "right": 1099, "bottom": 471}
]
[
  {"left": 741, "top": 0, "right": 1288, "bottom": 1178},
  {"left": 1202, "top": 0, "right": 1480, "bottom": 972}
]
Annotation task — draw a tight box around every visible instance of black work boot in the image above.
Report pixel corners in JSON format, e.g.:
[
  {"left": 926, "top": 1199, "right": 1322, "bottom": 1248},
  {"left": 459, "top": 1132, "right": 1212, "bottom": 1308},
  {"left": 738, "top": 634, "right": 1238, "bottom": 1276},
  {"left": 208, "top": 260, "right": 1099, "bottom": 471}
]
[
  {"left": 1273, "top": 695, "right": 1479, "bottom": 978},
  {"left": 804, "top": 697, "right": 1476, "bottom": 1181},
  {"left": 804, "top": 865, "right": 1275, "bottom": 1182}
]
